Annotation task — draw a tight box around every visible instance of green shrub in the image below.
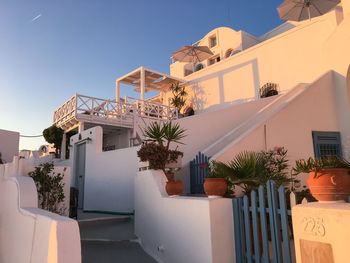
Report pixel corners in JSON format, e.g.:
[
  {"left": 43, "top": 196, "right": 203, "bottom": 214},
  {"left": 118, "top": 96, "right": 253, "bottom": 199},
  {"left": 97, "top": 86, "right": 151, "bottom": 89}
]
[
  {"left": 29, "top": 162, "right": 66, "bottom": 215},
  {"left": 209, "top": 147, "right": 295, "bottom": 195}
]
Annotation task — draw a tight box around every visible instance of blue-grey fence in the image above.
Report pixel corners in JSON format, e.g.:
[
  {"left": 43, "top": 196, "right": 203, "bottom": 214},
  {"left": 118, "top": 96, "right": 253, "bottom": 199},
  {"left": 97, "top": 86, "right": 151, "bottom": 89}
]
[
  {"left": 232, "top": 180, "right": 294, "bottom": 263},
  {"left": 190, "top": 152, "right": 210, "bottom": 194}
]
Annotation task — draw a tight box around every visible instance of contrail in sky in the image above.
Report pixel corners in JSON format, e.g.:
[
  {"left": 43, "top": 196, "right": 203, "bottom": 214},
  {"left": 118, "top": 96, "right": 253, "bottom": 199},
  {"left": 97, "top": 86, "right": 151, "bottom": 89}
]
[{"left": 30, "top": 14, "right": 42, "bottom": 22}]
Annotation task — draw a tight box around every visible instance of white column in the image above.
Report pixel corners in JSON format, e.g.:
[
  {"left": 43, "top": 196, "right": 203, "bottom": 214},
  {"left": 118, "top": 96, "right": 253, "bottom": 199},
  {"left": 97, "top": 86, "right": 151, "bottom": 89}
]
[
  {"left": 115, "top": 80, "right": 120, "bottom": 103},
  {"left": 140, "top": 67, "right": 145, "bottom": 101},
  {"left": 78, "top": 122, "right": 84, "bottom": 133},
  {"left": 60, "top": 133, "right": 67, "bottom": 160}
]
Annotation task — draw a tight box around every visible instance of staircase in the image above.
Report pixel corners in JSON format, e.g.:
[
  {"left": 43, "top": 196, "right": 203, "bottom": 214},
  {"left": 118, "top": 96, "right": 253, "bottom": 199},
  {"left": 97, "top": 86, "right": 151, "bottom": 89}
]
[
  {"left": 201, "top": 83, "right": 309, "bottom": 159},
  {"left": 79, "top": 213, "right": 156, "bottom": 263}
]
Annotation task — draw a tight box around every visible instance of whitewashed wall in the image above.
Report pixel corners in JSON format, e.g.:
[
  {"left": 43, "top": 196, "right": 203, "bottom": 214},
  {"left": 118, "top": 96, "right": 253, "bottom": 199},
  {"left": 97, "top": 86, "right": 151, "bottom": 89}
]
[
  {"left": 2, "top": 155, "right": 71, "bottom": 216},
  {"left": 70, "top": 127, "right": 137, "bottom": 213},
  {"left": 175, "top": 95, "right": 276, "bottom": 164},
  {"left": 214, "top": 71, "right": 340, "bottom": 188},
  {"left": 167, "top": 9, "right": 347, "bottom": 112},
  {"left": 0, "top": 128, "right": 19, "bottom": 163},
  {"left": 135, "top": 169, "right": 235, "bottom": 263},
  {"left": 0, "top": 163, "right": 81, "bottom": 263}
]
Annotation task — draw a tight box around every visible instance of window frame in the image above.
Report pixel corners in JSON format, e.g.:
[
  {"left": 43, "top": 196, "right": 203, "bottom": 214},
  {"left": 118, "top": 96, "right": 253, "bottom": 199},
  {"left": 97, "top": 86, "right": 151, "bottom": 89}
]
[
  {"left": 209, "top": 35, "right": 217, "bottom": 48},
  {"left": 312, "top": 131, "right": 342, "bottom": 159}
]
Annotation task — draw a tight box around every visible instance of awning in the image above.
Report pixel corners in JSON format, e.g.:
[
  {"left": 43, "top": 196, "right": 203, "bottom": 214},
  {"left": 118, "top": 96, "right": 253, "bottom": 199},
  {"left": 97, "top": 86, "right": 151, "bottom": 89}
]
[{"left": 116, "top": 66, "right": 186, "bottom": 93}]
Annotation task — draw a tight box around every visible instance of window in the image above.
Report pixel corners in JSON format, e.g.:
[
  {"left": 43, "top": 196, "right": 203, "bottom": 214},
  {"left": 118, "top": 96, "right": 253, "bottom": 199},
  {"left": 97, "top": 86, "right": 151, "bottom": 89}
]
[
  {"left": 208, "top": 55, "right": 220, "bottom": 66},
  {"left": 209, "top": 35, "right": 217, "bottom": 48},
  {"left": 312, "top": 131, "right": 342, "bottom": 158},
  {"left": 194, "top": 63, "right": 204, "bottom": 72}
]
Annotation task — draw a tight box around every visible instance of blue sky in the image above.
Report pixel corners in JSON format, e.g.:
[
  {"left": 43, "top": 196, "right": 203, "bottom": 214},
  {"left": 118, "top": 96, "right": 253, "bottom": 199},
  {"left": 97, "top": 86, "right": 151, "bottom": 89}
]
[{"left": 0, "top": 0, "right": 283, "bottom": 150}]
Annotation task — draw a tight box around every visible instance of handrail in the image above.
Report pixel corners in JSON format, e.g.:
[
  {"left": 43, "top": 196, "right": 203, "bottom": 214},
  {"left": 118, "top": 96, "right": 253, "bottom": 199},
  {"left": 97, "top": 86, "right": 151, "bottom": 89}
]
[
  {"left": 53, "top": 94, "right": 178, "bottom": 129},
  {"left": 125, "top": 96, "right": 178, "bottom": 120},
  {"left": 204, "top": 83, "right": 308, "bottom": 159},
  {"left": 53, "top": 95, "right": 77, "bottom": 127}
]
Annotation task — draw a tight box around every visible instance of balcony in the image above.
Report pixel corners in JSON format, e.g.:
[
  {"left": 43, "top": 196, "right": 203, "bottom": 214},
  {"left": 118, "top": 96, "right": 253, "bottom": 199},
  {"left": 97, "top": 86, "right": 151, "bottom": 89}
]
[{"left": 53, "top": 94, "right": 178, "bottom": 131}]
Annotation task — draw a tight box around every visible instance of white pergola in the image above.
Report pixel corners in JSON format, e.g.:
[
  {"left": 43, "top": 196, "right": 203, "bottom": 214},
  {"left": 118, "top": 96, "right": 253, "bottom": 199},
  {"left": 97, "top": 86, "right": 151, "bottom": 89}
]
[{"left": 115, "top": 66, "right": 186, "bottom": 102}]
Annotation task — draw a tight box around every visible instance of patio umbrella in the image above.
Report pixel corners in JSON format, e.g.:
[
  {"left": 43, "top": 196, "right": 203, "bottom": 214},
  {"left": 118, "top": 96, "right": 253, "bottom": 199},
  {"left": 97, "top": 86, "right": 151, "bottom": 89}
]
[
  {"left": 172, "top": 45, "right": 213, "bottom": 65},
  {"left": 277, "top": 0, "right": 340, "bottom": 21}
]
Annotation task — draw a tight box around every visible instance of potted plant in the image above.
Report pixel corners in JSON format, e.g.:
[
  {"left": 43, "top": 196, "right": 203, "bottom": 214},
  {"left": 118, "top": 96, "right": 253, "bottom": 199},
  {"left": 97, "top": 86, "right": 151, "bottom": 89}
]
[
  {"left": 293, "top": 157, "right": 350, "bottom": 202},
  {"left": 169, "top": 82, "right": 187, "bottom": 117},
  {"left": 137, "top": 121, "right": 186, "bottom": 196},
  {"left": 204, "top": 162, "right": 228, "bottom": 197},
  {"left": 207, "top": 148, "right": 294, "bottom": 197}
]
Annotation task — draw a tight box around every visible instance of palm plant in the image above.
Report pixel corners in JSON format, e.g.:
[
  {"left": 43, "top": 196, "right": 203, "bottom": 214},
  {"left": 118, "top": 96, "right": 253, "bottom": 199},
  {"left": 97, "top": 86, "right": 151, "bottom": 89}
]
[
  {"left": 209, "top": 152, "right": 265, "bottom": 194},
  {"left": 138, "top": 121, "right": 187, "bottom": 172},
  {"left": 170, "top": 82, "right": 187, "bottom": 114},
  {"left": 143, "top": 121, "right": 186, "bottom": 151},
  {"left": 209, "top": 149, "right": 293, "bottom": 195},
  {"left": 143, "top": 121, "right": 165, "bottom": 146},
  {"left": 163, "top": 122, "right": 186, "bottom": 150}
]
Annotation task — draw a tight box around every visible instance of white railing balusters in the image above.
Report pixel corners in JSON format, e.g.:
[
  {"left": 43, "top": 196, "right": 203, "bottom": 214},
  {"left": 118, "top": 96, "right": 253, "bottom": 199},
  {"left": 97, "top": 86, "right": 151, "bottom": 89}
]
[{"left": 53, "top": 94, "right": 177, "bottom": 130}]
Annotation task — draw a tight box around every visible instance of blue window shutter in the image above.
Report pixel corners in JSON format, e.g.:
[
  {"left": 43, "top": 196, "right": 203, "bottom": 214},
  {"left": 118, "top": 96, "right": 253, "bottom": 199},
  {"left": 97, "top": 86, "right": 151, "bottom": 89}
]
[{"left": 312, "top": 131, "right": 342, "bottom": 158}]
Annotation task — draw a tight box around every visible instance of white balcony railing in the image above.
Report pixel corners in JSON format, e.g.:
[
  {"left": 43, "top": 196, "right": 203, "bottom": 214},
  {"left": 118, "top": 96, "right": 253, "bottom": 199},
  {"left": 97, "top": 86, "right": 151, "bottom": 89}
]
[
  {"left": 125, "top": 97, "right": 178, "bottom": 121},
  {"left": 53, "top": 94, "right": 178, "bottom": 130}
]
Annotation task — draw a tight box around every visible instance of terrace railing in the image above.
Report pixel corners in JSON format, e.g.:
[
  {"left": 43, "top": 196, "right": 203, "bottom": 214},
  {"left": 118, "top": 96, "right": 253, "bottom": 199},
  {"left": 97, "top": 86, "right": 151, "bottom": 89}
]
[
  {"left": 53, "top": 95, "right": 77, "bottom": 128},
  {"left": 53, "top": 94, "right": 178, "bottom": 130},
  {"left": 125, "top": 96, "right": 178, "bottom": 120}
]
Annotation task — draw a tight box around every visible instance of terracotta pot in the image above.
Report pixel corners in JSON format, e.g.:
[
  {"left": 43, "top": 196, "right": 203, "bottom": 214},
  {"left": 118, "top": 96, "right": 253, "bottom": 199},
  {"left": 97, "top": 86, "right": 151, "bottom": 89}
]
[
  {"left": 204, "top": 178, "right": 227, "bottom": 197},
  {"left": 307, "top": 168, "right": 350, "bottom": 202},
  {"left": 164, "top": 171, "right": 175, "bottom": 182},
  {"left": 166, "top": 180, "right": 183, "bottom": 196}
]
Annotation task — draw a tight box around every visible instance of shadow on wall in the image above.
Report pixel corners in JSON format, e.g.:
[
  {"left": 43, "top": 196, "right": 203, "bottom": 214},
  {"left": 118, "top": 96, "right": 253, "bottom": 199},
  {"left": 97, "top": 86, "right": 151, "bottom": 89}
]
[{"left": 189, "top": 58, "right": 261, "bottom": 111}]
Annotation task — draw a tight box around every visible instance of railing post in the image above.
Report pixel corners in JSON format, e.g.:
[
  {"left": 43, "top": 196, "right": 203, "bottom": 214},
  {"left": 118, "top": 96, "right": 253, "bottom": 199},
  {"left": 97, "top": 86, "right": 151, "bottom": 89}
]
[
  {"left": 132, "top": 104, "right": 138, "bottom": 138},
  {"left": 74, "top": 94, "right": 78, "bottom": 118}
]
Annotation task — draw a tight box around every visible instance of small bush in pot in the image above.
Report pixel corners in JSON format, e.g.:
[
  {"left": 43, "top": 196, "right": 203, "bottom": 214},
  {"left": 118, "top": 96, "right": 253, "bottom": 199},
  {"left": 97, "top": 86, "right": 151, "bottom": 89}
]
[
  {"left": 137, "top": 121, "right": 186, "bottom": 196},
  {"left": 293, "top": 157, "right": 350, "bottom": 202},
  {"left": 137, "top": 142, "right": 168, "bottom": 170},
  {"left": 205, "top": 161, "right": 229, "bottom": 197}
]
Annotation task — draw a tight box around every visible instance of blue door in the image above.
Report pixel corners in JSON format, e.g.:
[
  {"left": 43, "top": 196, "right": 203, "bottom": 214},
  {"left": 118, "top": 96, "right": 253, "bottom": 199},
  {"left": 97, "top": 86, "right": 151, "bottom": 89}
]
[{"left": 190, "top": 152, "right": 210, "bottom": 194}]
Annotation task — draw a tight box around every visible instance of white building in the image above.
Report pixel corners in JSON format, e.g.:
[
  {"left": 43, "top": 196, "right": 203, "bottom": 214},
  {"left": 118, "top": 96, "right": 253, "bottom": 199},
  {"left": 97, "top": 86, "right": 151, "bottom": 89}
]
[
  {"left": 51, "top": 1, "right": 350, "bottom": 213},
  {"left": 0, "top": 128, "right": 19, "bottom": 163},
  {"left": 2, "top": 2, "right": 350, "bottom": 263}
]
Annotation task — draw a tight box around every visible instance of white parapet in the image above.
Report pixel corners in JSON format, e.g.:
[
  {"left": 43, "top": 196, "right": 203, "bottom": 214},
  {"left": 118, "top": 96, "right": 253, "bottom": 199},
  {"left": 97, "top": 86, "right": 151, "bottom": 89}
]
[
  {"left": 135, "top": 169, "right": 235, "bottom": 263},
  {"left": 292, "top": 202, "right": 350, "bottom": 263},
  {"left": 0, "top": 175, "right": 81, "bottom": 263}
]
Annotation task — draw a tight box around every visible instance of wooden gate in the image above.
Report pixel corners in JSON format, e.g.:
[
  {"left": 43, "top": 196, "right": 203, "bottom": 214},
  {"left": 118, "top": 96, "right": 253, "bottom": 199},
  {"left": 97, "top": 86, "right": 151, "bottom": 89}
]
[
  {"left": 190, "top": 152, "right": 210, "bottom": 194},
  {"left": 232, "top": 181, "right": 295, "bottom": 263}
]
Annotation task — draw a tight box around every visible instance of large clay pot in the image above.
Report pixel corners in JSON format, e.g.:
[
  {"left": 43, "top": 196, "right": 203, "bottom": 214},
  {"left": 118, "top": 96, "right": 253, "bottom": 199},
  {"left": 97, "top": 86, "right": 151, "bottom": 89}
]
[
  {"left": 164, "top": 171, "right": 175, "bottom": 182},
  {"left": 307, "top": 168, "right": 350, "bottom": 202},
  {"left": 204, "top": 178, "right": 227, "bottom": 197},
  {"left": 166, "top": 180, "right": 183, "bottom": 196}
]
